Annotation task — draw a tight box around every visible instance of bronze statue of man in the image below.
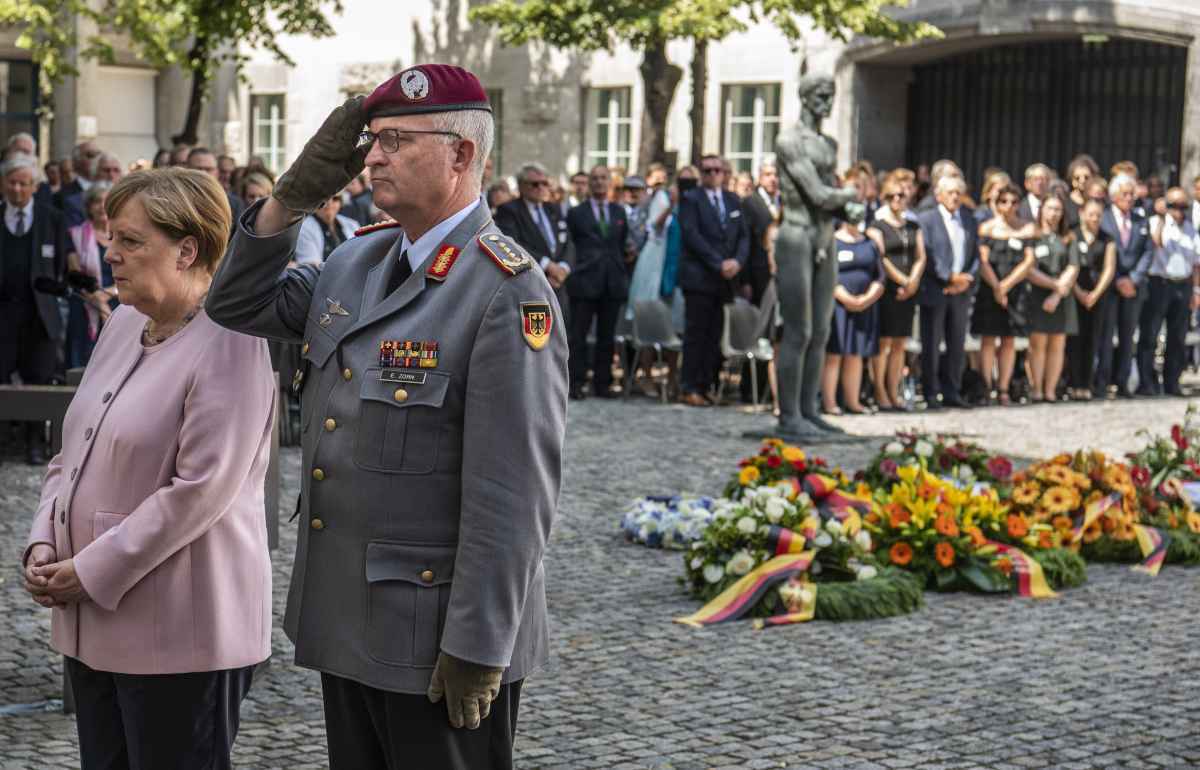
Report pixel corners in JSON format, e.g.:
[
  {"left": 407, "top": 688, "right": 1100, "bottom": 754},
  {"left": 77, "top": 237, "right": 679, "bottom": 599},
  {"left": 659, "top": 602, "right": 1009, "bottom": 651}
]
[{"left": 773, "top": 73, "right": 862, "bottom": 437}]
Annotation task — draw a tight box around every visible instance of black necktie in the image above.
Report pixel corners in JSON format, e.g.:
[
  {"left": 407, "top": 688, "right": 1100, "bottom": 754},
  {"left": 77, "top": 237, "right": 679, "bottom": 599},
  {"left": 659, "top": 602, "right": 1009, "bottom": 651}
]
[
  {"left": 14, "top": 209, "right": 24, "bottom": 237},
  {"left": 386, "top": 250, "right": 412, "bottom": 296}
]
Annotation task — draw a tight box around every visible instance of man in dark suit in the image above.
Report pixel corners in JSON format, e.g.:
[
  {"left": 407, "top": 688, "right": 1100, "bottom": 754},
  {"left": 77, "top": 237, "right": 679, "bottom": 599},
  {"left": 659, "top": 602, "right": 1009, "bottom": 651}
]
[
  {"left": 1017, "top": 163, "right": 1050, "bottom": 224},
  {"left": 916, "top": 176, "right": 978, "bottom": 409},
  {"left": 677, "top": 154, "right": 750, "bottom": 406},
  {"left": 740, "top": 163, "right": 780, "bottom": 305},
  {"left": 915, "top": 159, "right": 961, "bottom": 213},
  {"left": 1098, "top": 174, "right": 1155, "bottom": 397},
  {"left": 0, "top": 154, "right": 72, "bottom": 462},
  {"left": 565, "top": 165, "right": 629, "bottom": 399},
  {"left": 495, "top": 161, "right": 574, "bottom": 322}
]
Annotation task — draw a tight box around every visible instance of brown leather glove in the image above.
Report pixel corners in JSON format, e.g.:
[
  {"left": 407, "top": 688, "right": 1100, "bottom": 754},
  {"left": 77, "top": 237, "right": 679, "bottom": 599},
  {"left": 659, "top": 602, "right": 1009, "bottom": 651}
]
[
  {"left": 426, "top": 652, "right": 504, "bottom": 729},
  {"left": 273, "top": 95, "right": 368, "bottom": 215}
]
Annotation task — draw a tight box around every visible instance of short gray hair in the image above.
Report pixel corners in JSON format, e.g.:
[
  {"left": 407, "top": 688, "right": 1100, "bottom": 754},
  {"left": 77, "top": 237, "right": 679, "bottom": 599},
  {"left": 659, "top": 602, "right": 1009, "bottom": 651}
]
[
  {"left": 6, "top": 132, "right": 35, "bottom": 152},
  {"left": 430, "top": 109, "right": 494, "bottom": 180},
  {"left": 1, "top": 153, "right": 36, "bottom": 177},
  {"left": 90, "top": 151, "right": 121, "bottom": 178},
  {"left": 1109, "top": 174, "right": 1136, "bottom": 198},
  {"left": 516, "top": 162, "right": 547, "bottom": 185},
  {"left": 935, "top": 175, "right": 967, "bottom": 196},
  {"left": 83, "top": 181, "right": 112, "bottom": 210}
]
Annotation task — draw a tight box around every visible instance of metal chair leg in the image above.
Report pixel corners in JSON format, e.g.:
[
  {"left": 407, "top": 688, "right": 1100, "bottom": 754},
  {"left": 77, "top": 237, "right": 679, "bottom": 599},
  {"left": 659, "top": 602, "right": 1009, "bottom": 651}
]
[
  {"left": 655, "top": 346, "right": 666, "bottom": 404},
  {"left": 622, "top": 345, "right": 637, "bottom": 399},
  {"left": 750, "top": 355, "right": 759, "bottom": 411}
]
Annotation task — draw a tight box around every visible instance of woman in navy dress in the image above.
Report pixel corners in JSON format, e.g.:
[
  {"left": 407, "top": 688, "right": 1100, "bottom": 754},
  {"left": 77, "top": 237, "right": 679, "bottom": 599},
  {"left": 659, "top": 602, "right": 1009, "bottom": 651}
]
[{"left": 822, "top": 216, "right": 884, "bottom": 415}]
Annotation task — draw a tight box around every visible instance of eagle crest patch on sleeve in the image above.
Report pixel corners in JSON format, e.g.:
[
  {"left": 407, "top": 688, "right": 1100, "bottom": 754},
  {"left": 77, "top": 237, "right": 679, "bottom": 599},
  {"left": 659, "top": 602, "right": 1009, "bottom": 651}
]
[
  {"left": 479, "top": 233, "right": 533, "bottom": 276},
  {"left": 521, "top": 302, "right": 553, "bottom": 351}
]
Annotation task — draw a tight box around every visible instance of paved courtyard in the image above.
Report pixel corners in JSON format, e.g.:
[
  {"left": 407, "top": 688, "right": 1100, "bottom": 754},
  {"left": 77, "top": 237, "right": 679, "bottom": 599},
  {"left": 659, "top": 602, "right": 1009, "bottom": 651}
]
[{"left": 2, "top": 395, "right": 1200, "bottom": 769}]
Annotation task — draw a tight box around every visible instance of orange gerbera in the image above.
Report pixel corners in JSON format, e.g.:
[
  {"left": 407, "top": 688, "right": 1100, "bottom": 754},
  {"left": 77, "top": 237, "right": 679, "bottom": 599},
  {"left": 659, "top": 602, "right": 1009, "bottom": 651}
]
[
  {"left": 1082, "top": 520, "right": 1103, "bottom": 543},
  {"left": 1036, "top": 465, "right": 1074, "bottom": 487},
  {"left": 865, "top": 510, "right": 881, "bottom": 526},
  {"left": 1040, "top": 485, "right": 1079, "bottom": 515},
  {"left": 966, "top": 526, "right": 986, "bottom": 547},
  {"left": 994, "top": 556, "right": 1014, "bottom": 576},
  {"left": 917, "top": 482, "right": 939, "bottom": 500},
  {"left": 1052, "top": 515, "right": 1073, "bottom": 532},
  {"left": 1007, "top": 513, "right": 1029, "bottom": 538},
  {"left": 887, "top": 504, "right": 911, "bottom": 528},
  {"left": 1037, "top": 530, "right": 1055, "bottom": 550},
  {"left": 935, "top": 512, "right": 960, "bottom": 537},
  {"left": 889, "top": 542, "right": 914, "bottom": 566},
  {"left": 1188, "top": 511, "right": 1200, "bottom": 534},
  {"left": 1051, "top": 453, "right": 1072, "bottom": 466},
  {"left": 1012, "top": 482, "right": 1042, "bottom": 506},
  {"left": 935, "top": 541, "right": 956, "bottom": 568}
]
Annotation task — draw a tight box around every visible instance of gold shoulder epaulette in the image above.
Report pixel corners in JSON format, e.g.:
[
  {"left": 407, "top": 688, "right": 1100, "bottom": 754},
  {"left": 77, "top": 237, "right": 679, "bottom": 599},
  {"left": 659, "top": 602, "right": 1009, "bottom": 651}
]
[{"left": 478, "top": 233, "right": 532, "bottom": 276}]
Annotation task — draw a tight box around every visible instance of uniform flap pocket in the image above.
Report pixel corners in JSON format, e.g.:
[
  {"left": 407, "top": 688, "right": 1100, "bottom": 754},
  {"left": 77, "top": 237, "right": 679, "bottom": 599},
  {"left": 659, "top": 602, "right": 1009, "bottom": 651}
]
[
  {"left": 361, "top": 369, "right": 450, "bottom": 409},
  {"left": 301, "top": 326, "right": 338, "bottom": 368},
  {"left": 365, "top": 541, "right": 455, "bottom": 586},
  {"left": 93, "top": 511, "right": 128, "bottom": 540}
]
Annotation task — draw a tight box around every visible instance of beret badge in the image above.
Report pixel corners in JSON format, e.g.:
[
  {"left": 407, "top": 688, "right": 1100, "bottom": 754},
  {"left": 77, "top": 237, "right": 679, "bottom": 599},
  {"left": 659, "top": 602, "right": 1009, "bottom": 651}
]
[{"left": 400, "top": 68, "right": 430, "bottom": 101}]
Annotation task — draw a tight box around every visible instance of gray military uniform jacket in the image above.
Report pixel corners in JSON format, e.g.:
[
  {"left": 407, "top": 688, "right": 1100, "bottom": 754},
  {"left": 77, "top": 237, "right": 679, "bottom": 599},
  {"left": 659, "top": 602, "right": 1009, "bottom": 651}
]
[{"left": 206, "top": 199, "right": 567, "bottom": 694}]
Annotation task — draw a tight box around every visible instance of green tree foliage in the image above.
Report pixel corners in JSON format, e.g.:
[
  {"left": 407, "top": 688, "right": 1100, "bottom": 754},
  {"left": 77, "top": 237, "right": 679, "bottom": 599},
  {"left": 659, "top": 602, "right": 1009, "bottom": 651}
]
[
  {"left": 471, "top": 0, "right": 941, "bottom": 166},
  {"left": 0, "top": 0, "right": 342, "bottom": 144}
]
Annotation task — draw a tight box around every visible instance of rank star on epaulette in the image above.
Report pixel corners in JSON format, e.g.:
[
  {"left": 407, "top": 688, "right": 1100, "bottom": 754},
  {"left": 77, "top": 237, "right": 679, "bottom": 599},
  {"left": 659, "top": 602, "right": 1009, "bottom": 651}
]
[{"left": 479, "top": 233, "right": 532, "bottom": 276}]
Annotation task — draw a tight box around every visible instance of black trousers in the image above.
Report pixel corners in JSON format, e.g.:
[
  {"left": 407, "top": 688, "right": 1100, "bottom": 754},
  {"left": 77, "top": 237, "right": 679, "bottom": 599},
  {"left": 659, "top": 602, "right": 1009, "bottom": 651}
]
[
  {"left": 681, "top": 291, "right": 724, "bottom": 395},
  {"left": 1096, "top": 286, "right": 1142, "bottom": 393},
  {"left": 66, "top": 656, "right": 255, "bottom": 770},
  {"left": 1067, "top": 292, "right": 1110, "bottom": 391},
  {"left": 1137, "top": 277, "right": 1192, "bottom": 394},
  {"left": 0, "top": 301, "right": 57, "bottom": 385},
  {"left": 918, "top": 294, "right": 970, "bottom": 403},
  {"left": 568, "top": 296, "right": 622, "bottom": 392},
  {"left": 321, "top": 673, "right": 522, "bottom": 770}
]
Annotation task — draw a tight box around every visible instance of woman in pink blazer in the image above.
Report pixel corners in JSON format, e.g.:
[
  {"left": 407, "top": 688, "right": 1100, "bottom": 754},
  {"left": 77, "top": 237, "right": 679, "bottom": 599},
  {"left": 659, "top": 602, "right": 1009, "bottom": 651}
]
[{"left": 22, "top": 168, "right": 274, "bottom": 770}]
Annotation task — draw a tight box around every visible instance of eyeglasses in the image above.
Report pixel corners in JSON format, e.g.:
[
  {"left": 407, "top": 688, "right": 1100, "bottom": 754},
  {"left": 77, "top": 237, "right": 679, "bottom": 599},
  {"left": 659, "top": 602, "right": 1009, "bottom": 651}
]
[
  {"left": 701, "top": 167, "right": 723, "bottom": 175},
  {"left": 886, "top": 193, "right": 905, "bottom": 201},
  {"left": 1168, "top": 201, "right": 1190, "bottom": 211},
  {"left": 524, "top": 179, "right": 550, "bottom": 188},
  {"left": 357, "top": 128, "right": 461, "bottom": 154}
]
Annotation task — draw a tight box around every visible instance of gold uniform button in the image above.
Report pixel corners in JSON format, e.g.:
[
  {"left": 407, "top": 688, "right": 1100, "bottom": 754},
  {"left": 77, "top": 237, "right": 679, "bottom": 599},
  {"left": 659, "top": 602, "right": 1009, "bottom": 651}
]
[
  {"left": 323, "top": 418, "right": 337, "bottom": 432},
  {"left": 420, "top": 570, "right": 435, "bottom": 583},
  {"left": 311, "top": 518, "right": 324, "bottom": 531},
  {"left": 301, "top": 341, "right": 310, "bottom": 355},
  {"left": 312, "top": 468, "right": 325, "bottom": 481},
  {"left": 393, "top": 388, "right": 408, "bottom": 402},
  {"left": 342, "top": 368, "right": 353, "bottom": 381}
]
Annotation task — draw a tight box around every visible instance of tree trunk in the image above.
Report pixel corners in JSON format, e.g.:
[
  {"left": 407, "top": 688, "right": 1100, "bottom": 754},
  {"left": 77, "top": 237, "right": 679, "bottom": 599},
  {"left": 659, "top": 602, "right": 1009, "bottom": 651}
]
[
  {"left": 689, "top": 38, "right": 708, "bottom": 167},
  {"left": 172, "top": 35, "right": 210, "bottom": 146},
  {"left": 637, "top": 39, "right": 682, "bottom": 170}
]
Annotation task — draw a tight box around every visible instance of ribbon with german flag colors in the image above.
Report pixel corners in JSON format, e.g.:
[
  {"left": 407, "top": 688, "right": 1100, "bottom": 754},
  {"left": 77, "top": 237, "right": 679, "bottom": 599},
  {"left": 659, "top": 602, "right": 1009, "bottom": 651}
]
[
  {"left": 982, "top": 540, "right": 1058, "bottom": 599},
  {"left": 800, "top": 474, "right": 871, "bottom": 536},
  {"left": 765, "top": 524, "right": 809, "bottom": 555},
  {"left": 1131, "top": 524, "right": 1170, "bottom": 576},
  {"left": 675, "top": 551, "right": 815, "bottom": 628},
  {"left": 1070, "top": 493, "right": 1121, "bottom": 544}
]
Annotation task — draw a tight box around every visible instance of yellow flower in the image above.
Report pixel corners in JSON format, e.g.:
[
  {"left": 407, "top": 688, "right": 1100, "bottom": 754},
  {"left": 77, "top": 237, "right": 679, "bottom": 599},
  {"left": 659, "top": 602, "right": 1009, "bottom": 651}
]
[
  {"left": 897, "top": 465, "right": 920, "bottom": 484},
  {"left": 1040, "top": 485, "right": 1080, "bottom": 515},
  {"left": 739, "top": 466, "right": 760, "bottom": 486},
  {"left": 1036, "top": 465, "right": 1074, "bottom": 486},
  {"left": 781, "top": 445, "right": 805, "bottom": 463},
  {"left": 1012, "top": 482, "right": 1042, "bottom": 506}
]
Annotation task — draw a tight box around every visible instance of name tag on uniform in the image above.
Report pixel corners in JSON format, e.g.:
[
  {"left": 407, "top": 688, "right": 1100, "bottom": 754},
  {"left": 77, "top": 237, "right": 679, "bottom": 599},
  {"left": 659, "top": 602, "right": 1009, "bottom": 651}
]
[
  {"left": 41, "top": 245, "right": 55, "bottom": 259},
  {"left": 1035, "top": 244, "right": 1050, "bottom": 258},
  {"left": 380, "top": 368, "right": 427, "bottom": 385},
  {"left": 1079, "top": 241, "right": 1089, "bottom": 253},
  {"left": 837, "top": 249, "right": 855, "bottom": 263},
  {"left": 1007, "top": 237, "right": 1023, "bottom": 251}
]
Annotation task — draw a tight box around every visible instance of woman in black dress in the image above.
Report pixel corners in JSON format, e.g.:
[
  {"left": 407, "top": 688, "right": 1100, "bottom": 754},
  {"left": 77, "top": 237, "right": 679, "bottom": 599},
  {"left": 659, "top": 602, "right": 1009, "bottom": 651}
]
[
  {"left": 973, "top": 183, "right": 1036, "bottom": 404},
  {"left": 1025, "top": 195, "right": 1079, "bottom": 403},
  {"left": 866, "top": 174, "right": 925, "bottom": 411},
  {"left": 1065, "top": 198, "right": 1116, "bottom": 400},
  {"left": 1064, "top": 154, "right": 1099, "bottom": 230},
  {"left": 823, "top": 217, "right": 885, "bottom": 415}
]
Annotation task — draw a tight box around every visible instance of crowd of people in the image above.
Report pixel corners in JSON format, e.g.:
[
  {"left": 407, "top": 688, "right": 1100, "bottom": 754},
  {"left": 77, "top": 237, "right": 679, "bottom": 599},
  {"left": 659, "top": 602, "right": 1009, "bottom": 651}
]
[{"left": 5, "top": 123, "right": 1200, "bottom": 466}]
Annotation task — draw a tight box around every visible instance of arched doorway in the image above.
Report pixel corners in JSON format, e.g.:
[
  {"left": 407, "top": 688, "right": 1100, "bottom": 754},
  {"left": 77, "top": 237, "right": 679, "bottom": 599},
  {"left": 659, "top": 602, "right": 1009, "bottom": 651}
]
[{"left": 905, "top": 37, "right": 1187, "bottom": 188}]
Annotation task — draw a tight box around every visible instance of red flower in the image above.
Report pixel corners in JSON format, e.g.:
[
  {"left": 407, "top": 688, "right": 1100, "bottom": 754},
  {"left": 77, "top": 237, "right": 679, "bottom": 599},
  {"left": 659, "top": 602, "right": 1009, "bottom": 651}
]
[
  {"left": 1172, "top": 424, "right": 1189, "bottom": 451},
  {"left": 1131, "top": 466, "right": 1151, "bottom": 487},
  {"left": 946, "top": 444, "right": 968, "bottom": 461},
  {"left": 938, "top": 454, "right": 954, "bottom": 470},
  {"left": 766, "top": 455, "right": 782, "bottom": 469},
  {"left": 880, "top": 458, "right": 898, "bottom": 479},
  {"left": 791, "top": 459, "right": 807, "bottom": 472},
  {"left": 738, "top": 459, "right": 751, "bottom": 467},
  {"left": 987, "top": 456, "right": 1013, "bottom": 481},
  {"left": 814, "top": 457, "right": 827, "bottom": 468}
]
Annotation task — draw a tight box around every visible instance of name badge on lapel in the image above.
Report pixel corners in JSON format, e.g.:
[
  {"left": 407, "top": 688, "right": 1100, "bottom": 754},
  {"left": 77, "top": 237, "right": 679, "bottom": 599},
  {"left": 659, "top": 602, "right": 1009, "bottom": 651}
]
[
  {"left": 1007, "top": 237, "right": 1023, "bottom": 251},
  {"left": 729, "top": 210, "right": 741, "bottom": 219},
  {"left": 1035, "top": 244, "right": 1050, "bottom": 258},
  {"left": 41, "top": 245, "right": 55, "bottom": 259}
]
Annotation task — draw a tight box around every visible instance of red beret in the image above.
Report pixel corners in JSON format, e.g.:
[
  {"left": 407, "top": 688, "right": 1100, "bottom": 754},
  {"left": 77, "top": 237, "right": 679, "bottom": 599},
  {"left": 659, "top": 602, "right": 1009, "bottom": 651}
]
[{"left": 363, "top": 64, "right": 491, "bottom": 118}]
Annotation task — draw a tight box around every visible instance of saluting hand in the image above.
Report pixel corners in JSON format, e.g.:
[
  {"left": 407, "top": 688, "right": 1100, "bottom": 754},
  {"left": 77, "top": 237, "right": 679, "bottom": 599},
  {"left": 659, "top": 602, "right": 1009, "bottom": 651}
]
[
  {"left": 273, "top": 95, "right": 369, "bottom": 216},
  {"left": 427, "top": 652, "right": 504, "bottom": 730}
]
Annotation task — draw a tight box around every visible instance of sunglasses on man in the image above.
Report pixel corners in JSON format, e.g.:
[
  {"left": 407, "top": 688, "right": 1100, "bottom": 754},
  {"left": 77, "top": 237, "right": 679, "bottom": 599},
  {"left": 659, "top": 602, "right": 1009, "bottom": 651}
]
[{"left": 701, "top": 166, "right": 723, "bottom": 175}]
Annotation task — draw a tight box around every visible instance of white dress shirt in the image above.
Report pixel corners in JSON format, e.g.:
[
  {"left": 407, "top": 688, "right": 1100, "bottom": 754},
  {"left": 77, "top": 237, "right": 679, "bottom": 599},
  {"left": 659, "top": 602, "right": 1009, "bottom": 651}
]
[
  {"left": 1149, "top": 215, "right": 1199, "bottom": 280},
  {"left": 1026, "top": 193, "right": 1041, "bottom": 222},
  {"left": 939, "top": 204, "right": 966, "bottom": 274},
  {"left": 399, "top": 196, "right": 482, "bottom": 272},
  {"left": 4, "top": 198, "right": 33, "bottom": 236},
  {"left": 526, "top": 199, "right": 570, "bottom": 274}
]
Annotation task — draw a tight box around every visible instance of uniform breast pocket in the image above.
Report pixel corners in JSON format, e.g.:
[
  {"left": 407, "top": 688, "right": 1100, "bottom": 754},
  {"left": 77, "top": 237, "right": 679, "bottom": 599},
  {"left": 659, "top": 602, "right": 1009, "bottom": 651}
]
[
  {"left": 365, "top": 541, "right": 455, "bottom": 667},
  {"left": 354, "top": 369, "right": 451, "bottom": 474}
]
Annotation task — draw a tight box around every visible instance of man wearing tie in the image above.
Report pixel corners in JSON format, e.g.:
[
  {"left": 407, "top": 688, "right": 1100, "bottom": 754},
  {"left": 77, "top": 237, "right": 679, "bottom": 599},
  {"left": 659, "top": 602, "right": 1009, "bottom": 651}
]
[
  {"left": 1099, "top": 174, "right": 1154, "bottom": 397},
  {"left": 916, "top": 175, "right": 978, "bottom": 409},
  {"left": 566, "top": 165, "right": 629, "bottom": 399},
  {"left": 494, "top": 162, "right": 574, "bottom": 321},
  {"left": 677, "top": 154, "right": 749, "bottom": 406},
  {"left": 1017, "top": 163, "right": 1050, "bottom": 224}
]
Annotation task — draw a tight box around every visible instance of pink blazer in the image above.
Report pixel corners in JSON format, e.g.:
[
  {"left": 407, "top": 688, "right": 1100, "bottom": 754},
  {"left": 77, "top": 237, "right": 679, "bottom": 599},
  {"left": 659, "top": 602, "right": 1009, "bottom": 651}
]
[{"left": 25, "top": 305, "right": 275, "bottom": 674}]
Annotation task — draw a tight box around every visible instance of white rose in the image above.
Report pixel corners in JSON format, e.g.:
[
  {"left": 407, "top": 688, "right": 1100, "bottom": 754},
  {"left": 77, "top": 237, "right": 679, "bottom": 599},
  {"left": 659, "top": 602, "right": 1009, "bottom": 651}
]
[
  {"left": 885, "top": 441, "right": 904, "bottom": 456},
  {"left": 736, "top": 516, "right": 757, "bottom": 535},
  {"left": 814, "top": 532, "right": 833, "bottom": 548},
  {"left": 958, "top": 464, "right": 974, "bottom": 480},
  {"left": 855, "top": 530, "right": 872, "bottom": 551},
  {"left": 914, "top": 440, "right": 934, "bottom": 458},
  {"left": 856, "top": 565, "right": 879, "bottom": 581},
  {"left": 726, "top": 550, "right": 755, "bottom": 576},
  {"left": 764, "top": 497, "right": 787, "bottom": 523},
  {"left": 690, "top": 557, "right": 704, "bottom": 569},
  {"left": 795, "top": 492, "right": 812, "bottom": 508},
  {"left": 703, "top": 564, "right": 725, "bottom": 584},
  {"left": 637, "top": 527, "right": 649, "bottom": 542},
  {"left": 825, "top": 518, "right": 843, "bottom": 536}
]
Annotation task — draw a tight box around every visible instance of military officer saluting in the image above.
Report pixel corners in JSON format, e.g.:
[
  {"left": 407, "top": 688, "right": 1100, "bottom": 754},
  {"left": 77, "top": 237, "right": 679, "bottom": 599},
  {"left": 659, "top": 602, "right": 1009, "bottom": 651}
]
[{"left": 206, "top": 65, "right": 567, "bottom": 769}]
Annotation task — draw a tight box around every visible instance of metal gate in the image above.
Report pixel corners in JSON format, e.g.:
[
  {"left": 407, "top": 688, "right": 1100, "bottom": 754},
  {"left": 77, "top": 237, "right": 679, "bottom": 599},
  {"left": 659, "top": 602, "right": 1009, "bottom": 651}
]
[{"left": 906, "top": 38, "right": 1187, "bottom": 191}]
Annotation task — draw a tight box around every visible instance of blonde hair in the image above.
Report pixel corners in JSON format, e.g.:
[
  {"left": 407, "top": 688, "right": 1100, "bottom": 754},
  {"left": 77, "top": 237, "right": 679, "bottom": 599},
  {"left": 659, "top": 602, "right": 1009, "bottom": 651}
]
[{"left": 106, "top": 168, "right": 231, "bottom": 275}]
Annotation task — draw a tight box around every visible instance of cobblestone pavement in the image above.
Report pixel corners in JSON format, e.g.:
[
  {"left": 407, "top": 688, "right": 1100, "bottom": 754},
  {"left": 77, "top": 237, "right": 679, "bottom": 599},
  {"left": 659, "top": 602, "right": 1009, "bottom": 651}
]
[{"left": 3, "top": 394, "right": 1200, "bottom": 769}]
